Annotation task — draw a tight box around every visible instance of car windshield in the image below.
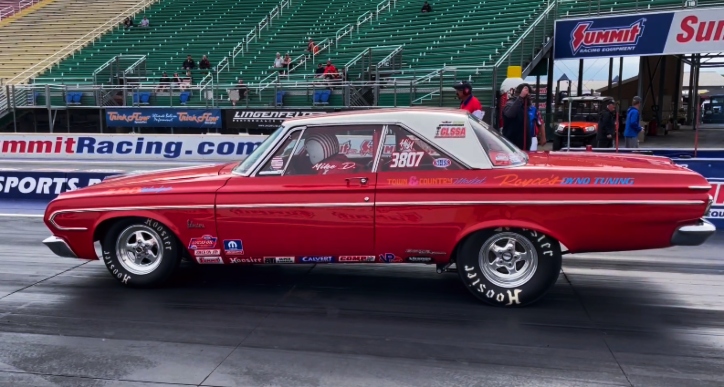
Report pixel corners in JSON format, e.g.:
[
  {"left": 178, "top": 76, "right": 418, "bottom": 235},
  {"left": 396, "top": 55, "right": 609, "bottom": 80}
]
[
  {"left": 233, "top": 126, "right": 285, "bottom": 175},
  {"left": 468, "top": 114, "right": 527, "bottom": 167}
]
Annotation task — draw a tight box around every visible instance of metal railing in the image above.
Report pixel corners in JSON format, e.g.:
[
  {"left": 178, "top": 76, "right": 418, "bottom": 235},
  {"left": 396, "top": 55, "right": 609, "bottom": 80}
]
[
  {"left": 0, "top": 5, "right": 13, "bottom": 20},
  {"left": 5, "top": 0, "right": 157, "bottom": 85},
  {"left": 557, "top": 0, "right": 722, "bottom": 18},
  {"left": 18, "top": 0, "right": 39, "bottom": 10}
]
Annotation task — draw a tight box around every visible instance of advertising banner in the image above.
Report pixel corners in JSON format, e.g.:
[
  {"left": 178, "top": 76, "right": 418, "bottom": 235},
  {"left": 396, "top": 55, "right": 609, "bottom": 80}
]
[
  {"left": 553, "top": 7, "right": 724, "bottom": 59},
  {"left": 0, "top": 170, "right": 115, "bottom": 200},
  {"left": 106, "top": 108, "right": 222, "bottom": 128},
  {"left": 225, "top": 109, "right": 335, "bottom": 130},
  {"left": 706, "top": 178, "right": 724, "bottom": 226}
]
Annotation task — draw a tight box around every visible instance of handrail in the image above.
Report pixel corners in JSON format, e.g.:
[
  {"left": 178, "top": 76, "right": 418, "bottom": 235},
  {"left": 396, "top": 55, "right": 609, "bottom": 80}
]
[
  {"left": 357, "top": 10, "right": 372, "bottom": 26},
  {"left": 313, "top": 38, "right": 331, "bottom": 62},
  {"left": 0, "top": 5, "right": 13, "bottom": 20},
  {"left": 122, "top": 55, "right": 147, "bottom": 75},
  {"left": 345, "top": 48, "right": 369, "bottom": 71},
  {"left": 335, "top": 23, "right": 353, "bottom": 44},
  {"left": 215, "top": 57, "right": 229, "bottom": 83},
  {"left": 493, "top": 0, "right": 557, "bottom": 69},
  {"left": 231, "top": 39, "right": 245, "bottom": 65},
  {"left": 269, "top": 5, "right": 279, "bottom": 25},
  {"left": 258, "top": 14, "right": 269, "bottom": 33},
  {"left": 376, "top": 0, "right": 390, "bottom": 18},
  {"left": 6, "top": 0, "right": 157, "bottom": 85},
  {"left": 245, "top": 29, "right": 257, "bottom": 51},
  {"left": 18, "top": 0, "right": 38, "bottom": 10},
  {"left": 376, "top": 45, "right": 403, "bottom": 68}
]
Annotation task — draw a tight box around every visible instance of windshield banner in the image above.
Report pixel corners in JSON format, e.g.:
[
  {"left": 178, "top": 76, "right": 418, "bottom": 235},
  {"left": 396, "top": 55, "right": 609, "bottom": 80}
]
[
  {"left": 553, "top": 7, "right": 724, "bottom": 59},
  {"left": 105, "top": 108, "right": 222, "bottom": 128}
]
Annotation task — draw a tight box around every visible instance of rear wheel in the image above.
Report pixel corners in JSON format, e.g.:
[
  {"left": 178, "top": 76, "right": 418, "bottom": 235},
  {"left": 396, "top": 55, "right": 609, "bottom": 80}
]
[
  {"left": 101, "top": 218, "right": 181, "bottom": 288},
  {"left": 457, "top": 227, "right": 562, "bottom": 307}
]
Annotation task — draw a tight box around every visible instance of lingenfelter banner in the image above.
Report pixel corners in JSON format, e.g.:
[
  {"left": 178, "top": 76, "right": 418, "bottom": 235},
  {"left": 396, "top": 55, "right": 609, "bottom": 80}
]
[
  {"left": 553, "top": 6, "right": 724, "bottom": 59},
  {"left": 225, "top": 109, "right": 337, "bottom": 130}
]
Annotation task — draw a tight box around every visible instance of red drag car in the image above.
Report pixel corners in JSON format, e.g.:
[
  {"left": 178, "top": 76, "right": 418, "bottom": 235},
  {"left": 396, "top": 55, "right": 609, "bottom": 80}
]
[{"left": 42, "top": 108, "right": 716, "bottom": 307}]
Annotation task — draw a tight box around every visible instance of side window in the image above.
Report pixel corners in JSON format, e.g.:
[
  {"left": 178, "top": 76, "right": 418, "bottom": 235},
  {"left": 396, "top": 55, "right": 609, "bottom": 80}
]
[
  {"left": 258, "top": 131, "right": 302, "bottom": 175},
  {"left": 282, "top": 124, "right": 383, "bottom": 176},
  {"left": 378, "top": 125, "right": 465, "bottom": 172}
]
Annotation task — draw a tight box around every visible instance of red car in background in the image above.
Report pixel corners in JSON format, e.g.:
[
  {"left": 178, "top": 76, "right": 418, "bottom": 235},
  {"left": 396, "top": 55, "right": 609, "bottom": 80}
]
[{"left": 42, "top": 108, "right": 715, "bottom": 307}]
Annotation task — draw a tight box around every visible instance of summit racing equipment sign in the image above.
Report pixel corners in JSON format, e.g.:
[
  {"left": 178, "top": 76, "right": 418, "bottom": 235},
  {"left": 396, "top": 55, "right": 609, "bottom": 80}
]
[
  {"left": 0, "top": 134, "right": 266, "bottom": 161},
  {"left": 554, "top": 7, "right": 724, "bottom": 59},
  {"left": 106, "top": 108, "right": 221, "bottom": 128}
]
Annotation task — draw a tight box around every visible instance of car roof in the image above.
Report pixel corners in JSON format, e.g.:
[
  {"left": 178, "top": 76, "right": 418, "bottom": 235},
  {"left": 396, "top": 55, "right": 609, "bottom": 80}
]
[{"left": 280, "top": 107, "right": 494, "bottom": 169}]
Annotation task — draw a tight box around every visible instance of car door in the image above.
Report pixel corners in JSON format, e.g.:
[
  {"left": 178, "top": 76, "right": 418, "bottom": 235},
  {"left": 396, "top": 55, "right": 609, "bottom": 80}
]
[
  {"left": 214, "top": 124, "right": 384, "bottom": 263},
  {"left": 374, "top": 124, "right": 489, "bottom": 263}
]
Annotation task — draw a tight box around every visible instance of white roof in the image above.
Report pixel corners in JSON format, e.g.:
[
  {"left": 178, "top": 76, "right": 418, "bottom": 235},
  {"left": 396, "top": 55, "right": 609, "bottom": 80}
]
[{"left": 282, "top": 108, "right": 493, "bottom": 169}]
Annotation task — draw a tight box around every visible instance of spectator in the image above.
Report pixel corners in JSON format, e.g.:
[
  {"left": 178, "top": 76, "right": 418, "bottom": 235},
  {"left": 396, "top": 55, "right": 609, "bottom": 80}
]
[
  {"left": 283, "top": 53, "right": 292, "bottom": 75},
  {"left": 122, "top": 17, "right": 133, "bottom": 30},
  {"left": 623, "top": 96, "right": 643, "bottom": 148},
  {"left": 421, "top": 1, "right": 432, "bottom": 12},
  {"left": 182, "top": 55, "right": 195, "bottom": 70},
  {"left": 273, "top": 52, "right": 285, "bottom": 74},
  {"left": 180, "top": 70, "right": 193, "bottom": 90},
  {"left": 315, "top": 63, "right": 325, "bottom": 78},
  {"left": 156, "top": 72, "right": 171, "bottom": 92},
  {"left": 140, "top": 16, "right": 149, "bottom": 28},
  {"left": 596, "top": 99, "right": 616, "bottom": 148},
  {"left": 199, "top": 55, "right": 211, "bottom": 70},
  {"left": 502, "top": 83, "right": 534, "bottom": 150},
  {"left": 323, "top": 60, "right": 337, "bottom": 79},
  {"left": 452, "top": 81, "right": 483, "bottom": 120},
  {"left": 230, "top": 79, "right": 248, "bottom": 106},
  {"left": 306, "top": 39, "right": 319, "bottom": 56}
]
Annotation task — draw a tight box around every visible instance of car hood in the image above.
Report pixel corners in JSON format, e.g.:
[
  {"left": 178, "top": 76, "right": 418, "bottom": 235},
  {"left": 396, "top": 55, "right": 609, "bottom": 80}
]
[
  {"left": 526, "top": 151, "right": 692, "bottom": 172},
  {"left": 559, "top": 121, "right": 597, "bottom": 127}
]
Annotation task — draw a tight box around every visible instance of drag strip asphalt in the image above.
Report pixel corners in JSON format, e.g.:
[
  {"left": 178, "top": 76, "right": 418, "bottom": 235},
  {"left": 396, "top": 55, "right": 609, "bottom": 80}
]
[{"left": 0, "top": 217, "right": 722, "bottom": 387}]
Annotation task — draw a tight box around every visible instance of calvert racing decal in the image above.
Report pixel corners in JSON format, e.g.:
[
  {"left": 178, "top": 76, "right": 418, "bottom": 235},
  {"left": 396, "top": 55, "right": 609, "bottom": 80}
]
[
  {"left": 223, "top": 239, "right": 244, "bottom": 255},
  {"left": 299, "top": 256, "right": 334, "bottom": 263},
  {"left": 188, "top": 235, "right": 218, "bottom": 250},
  {"left": 554, "top": 7, "right": 724, "bottom": 59}
]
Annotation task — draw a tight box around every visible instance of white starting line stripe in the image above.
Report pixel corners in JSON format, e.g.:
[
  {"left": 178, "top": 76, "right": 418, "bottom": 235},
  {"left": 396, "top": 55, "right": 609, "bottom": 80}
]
[{"left": 0, "top": 213, "right": 44, "bottom": 218}]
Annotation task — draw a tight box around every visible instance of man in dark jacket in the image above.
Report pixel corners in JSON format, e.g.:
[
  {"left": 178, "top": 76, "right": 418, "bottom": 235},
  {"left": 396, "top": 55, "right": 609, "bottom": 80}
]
[
  {"left": 502, "top": 83, "right": 532, "bottom": 150},
  {"left": 596, "top": 99, "right": 616, "bottom": 148}
]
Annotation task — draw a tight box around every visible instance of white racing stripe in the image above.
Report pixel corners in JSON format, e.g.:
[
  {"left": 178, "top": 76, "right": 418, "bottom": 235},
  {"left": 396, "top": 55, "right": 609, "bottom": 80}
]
[{"left": 0, "top": 213, "right": 44, "bottom": 218}]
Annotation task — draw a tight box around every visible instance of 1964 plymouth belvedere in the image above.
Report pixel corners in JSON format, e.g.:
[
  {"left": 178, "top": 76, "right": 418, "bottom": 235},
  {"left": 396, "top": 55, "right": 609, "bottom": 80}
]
[{"left": 42, "top": 108, "right": 716, "bottom": 307}]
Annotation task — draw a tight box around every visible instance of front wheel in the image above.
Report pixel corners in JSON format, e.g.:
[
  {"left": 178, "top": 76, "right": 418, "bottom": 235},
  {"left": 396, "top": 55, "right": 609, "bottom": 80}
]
[
  {"left": 457, "top": 227, "right": 562, "bottom": 307},
  {"left": 101, "top": 218, "right": 182, "bottom": 288}
]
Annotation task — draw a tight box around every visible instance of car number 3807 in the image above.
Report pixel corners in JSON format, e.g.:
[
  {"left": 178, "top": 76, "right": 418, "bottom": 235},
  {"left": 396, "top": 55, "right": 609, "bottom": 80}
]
[{"left": 391, "top": 152, "right": 424, "bottom": 168}]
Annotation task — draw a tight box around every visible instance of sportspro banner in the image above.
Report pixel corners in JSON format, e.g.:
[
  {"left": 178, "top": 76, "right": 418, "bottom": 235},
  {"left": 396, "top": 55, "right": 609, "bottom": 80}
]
[
  {"left": 225, "top": 109, "right": 336, "bottom": 130},
  {"left": 106, "top": 108, "right": 222, "bottom": 128},
  {"left": 0, "top": 170, "right": 115, "bottom": 200},
  {"left": 0, "top": 133, "right": 394, "bottom": 161},
  {"left": 553, "top": 6, "right": 724, "bottom": 59}
]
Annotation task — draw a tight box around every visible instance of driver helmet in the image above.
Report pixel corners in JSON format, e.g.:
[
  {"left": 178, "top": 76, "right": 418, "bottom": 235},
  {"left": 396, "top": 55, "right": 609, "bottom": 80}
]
[{"left": 305, "top": 132, "right": 339, "bottom": 164}]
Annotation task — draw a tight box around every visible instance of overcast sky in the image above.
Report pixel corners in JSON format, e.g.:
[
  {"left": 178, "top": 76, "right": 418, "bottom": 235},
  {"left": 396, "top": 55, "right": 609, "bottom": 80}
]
[{"left": 524, "top": 57, "right": 724, "bottom": 83}]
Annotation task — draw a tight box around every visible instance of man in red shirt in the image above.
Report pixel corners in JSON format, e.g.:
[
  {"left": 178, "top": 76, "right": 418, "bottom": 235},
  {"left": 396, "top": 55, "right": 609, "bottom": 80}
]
[{"left": 453, "top": 81, "right": 483, "bottom": 120}]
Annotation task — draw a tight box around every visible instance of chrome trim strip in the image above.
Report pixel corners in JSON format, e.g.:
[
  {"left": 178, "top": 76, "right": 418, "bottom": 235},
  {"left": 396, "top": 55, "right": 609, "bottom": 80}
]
[
  {"left": 375, "top": 200, "right": 705, "bottom": 206},
  {"left": 216, "top": 202, "right": 374, "bottom": 209},
  {"left": 689, "top": 185, "right": 713, "bottom": 190},
  {"left": 49, "top": 205, "right": 216, "bottom": 231}
]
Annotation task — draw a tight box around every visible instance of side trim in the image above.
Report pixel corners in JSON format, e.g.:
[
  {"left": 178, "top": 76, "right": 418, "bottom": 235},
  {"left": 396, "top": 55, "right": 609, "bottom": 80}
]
[
  {"left": 689, "top": 185, "right": 713, "bottom": 190},
  {"left": 49, "top": 205, "right": 216, "bottom": 231},
  {"left": 217, "top": 202, "right": 374, "bottom": 209},
  {"left": 376, "top": 200, "right": 705, "bottom": 206}
]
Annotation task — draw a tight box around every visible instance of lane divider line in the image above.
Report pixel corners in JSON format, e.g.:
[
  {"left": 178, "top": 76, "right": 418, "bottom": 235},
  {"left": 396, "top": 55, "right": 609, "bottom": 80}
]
[{"left": 0, "top": 213, "right": 44, "bottom": 218}]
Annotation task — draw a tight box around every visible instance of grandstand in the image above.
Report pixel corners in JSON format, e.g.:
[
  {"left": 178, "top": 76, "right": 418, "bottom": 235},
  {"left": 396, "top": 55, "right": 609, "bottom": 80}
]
[{"left": 0, "top": 0, "right": 722, "bottom": 111}]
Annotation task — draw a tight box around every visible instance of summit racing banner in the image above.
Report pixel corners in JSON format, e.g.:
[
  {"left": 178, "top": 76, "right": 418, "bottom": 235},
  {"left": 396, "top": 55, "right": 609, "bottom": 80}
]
[
  {"left": 106, "top": 108, "right": 221, "bottom": 128},
  {"left": 225, "top": 109, "right": 335, "bottom": 130},
  {"left": 0, "top": 133, "right": 392, "bottom": 161},
  {"left": 553, "top": 6, "right": 724, "bottom": 59}
]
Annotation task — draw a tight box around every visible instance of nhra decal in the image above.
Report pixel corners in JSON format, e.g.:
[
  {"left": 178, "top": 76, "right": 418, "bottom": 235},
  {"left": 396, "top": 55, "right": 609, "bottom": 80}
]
[
  {"left": 223, "top": 239, "right": 244, "bottom": 255},
  {"left": 338, "top": 255, "right": 377, "bottom": 262},
  {"left": 570, "top": 18, "right": 645, "bottom": 55},
  {"left": 271, "top": 157, "right": 285, "bottom": 170},
  {"left": 196, "top": 256, "right": 224, "bottom": 264},
  {"left": 188, "top": 235, "right": 218, "bottom": 250},
  {"left": 433, "top": 158, "right": 452, "bottom": 168}
]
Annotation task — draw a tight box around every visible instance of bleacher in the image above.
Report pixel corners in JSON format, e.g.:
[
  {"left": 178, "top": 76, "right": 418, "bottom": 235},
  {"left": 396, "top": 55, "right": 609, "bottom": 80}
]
[
  {"left": 4, "top": 0, "right": 723, "bottom": 110},
  {"left": 0, "top": 0, "right": 150, "bottom": 82}
]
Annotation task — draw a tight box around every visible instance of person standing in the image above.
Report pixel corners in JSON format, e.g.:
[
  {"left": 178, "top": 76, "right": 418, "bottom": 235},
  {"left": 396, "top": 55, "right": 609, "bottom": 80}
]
[
  {"left": 452, "top": 81, "right": 483, "bottom": 120},
  {"left": 623, "top": 96, "right": 643, "bottom": 148},
  {"left": 502, "top": 83, "right": 533, "bottom": 150},
  {"left": 596, "top": 99, "right": 616, "bottom": 148}
]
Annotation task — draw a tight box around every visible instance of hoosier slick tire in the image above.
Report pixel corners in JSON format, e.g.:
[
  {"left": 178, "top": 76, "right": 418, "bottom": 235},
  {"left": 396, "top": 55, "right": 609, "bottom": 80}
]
[
  {"left": 101, "top": 218, "right": 182, "bottom": 288},
  {"left": 457, "top": 227, "right": 562, "bottom": 307}
]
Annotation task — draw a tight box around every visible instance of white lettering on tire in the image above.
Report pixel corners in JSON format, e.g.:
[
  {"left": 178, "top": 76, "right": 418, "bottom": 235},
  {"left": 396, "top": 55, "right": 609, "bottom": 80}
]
[
  {"left": 102, "top": 249, "right": 132, "bottom": 284},
  {"left": 506, "top": 289, "right": 522, "bottom": 305}
]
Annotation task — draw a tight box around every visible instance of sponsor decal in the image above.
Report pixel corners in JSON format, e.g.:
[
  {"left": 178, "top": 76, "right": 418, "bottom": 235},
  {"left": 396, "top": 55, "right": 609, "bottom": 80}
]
[
  {"left": 435, "top": 122, "right": 466, "bottom": 138},
  {"left": 338, "top": 255, "right": 377, "bottom": 262},
  {"left": 105, "top": 186, "right": 173, "bottom": 195},
  {"left": 299, "top": 256, "right": 334, "bottom": 263},
  {"left": 399, "top": 138, "right": 415, "bottom": 152},
  {"left": 194, "top": 249, "right": 220, "bottom": 256},
  {"left": 187, "top": 220, "right": 205, "bottom": 229},
  {"left": 433, "top": 158, "right": 452, "bottom": 168},
  {"left": 271, "top": 157, "right": 284, "bottom": 170},
  {"left": 386, "top": 176, "right": 486, "bottom": 186},
  {"left": 106, "top": 109, "right": 221, "bottom": 128},
  {"left": 405, "top": 249, "right": 446, "bottom": 255},
  {"left": 570, "top": 18, "right": 645, "bottom": 55},
  {"left": 226, "top": 110, "right": 329, "bottom": 130},
  {"left": 264, "top": 257, "right": 295, "bottom": 264},
  {"left": 223, "top": 239, "right": 244, "bottom": 255},
  {"left": 495, "top": 174, "right": 563, "bottom": 187},
  {"left": 561, "top": 177, "right": 635, "bottom": 185},
  {"left": 390, "top": 152, "right": 424, "bottom": 168},
  {"left": 407, "top": 257, "right": 433, "bottom": 263},
  {"left": 230, "top": 257, "right": 263, "bottom": 264},
  {"left": 379, "top": 253, "right": 402, "bottom": 263},
  {"left": 708, "top": 181, "right": 724, "bottom": 219},
  {"left": 340, "top": 139, "right": 375, "bottom": 156},
  {"left": 0, "top": 173, "right": 105, "bottom": 199},
  {"left": 196, "top": 256, "right": 224, "bottom": 264},
  {"left": 188, "top": 235, "right": 218, "bottom": 250},
  {"left": 312, "top": 162, "right": 356, "bottom": 172}
]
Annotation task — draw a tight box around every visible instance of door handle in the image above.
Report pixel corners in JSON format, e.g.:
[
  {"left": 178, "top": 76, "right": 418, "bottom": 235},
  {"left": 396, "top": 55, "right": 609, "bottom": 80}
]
[{"left": 345, "top": 177, "right": 369, "bottom": 186}]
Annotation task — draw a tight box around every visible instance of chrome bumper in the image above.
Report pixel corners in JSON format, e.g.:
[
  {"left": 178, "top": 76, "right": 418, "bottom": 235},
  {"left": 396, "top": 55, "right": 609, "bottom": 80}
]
[
  {"left": 42, "top": 236, "right": 78, "bottom": 258},
  {"left": 671, "top": 218, "right": 716, "bottom": 246}
]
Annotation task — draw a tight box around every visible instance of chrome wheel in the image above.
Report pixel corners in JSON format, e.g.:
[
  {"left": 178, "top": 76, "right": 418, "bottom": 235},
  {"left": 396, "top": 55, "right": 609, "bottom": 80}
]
[
  {"left": 115, "top": 225, "right": 164, "bottom": 275},
  {"left": 479, "top": 232, "right": 538, "bottom": 288}
]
